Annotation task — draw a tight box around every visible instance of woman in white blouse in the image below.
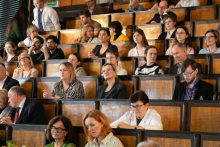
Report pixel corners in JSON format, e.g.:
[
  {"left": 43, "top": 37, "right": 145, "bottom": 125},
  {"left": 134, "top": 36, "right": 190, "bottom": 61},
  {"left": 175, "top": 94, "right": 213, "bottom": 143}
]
[
  {"left": 128, "top": 29, "right": 149, "bottom": 57},
  {"left": 110, "top": 90, "right": 163, "bottom": 130},
  {"left": 176, "top": 0, "right": 200, "bottom": 8}
]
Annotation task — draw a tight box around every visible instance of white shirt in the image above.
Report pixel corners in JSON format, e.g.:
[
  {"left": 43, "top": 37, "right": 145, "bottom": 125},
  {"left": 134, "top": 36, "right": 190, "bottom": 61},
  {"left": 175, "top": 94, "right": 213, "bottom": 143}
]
[
  {"left": 166, "top": 29, "right": 176, "bottom": 39},
  {"left": 88, "top": 37, "right": 100, "bottom": 43},
  {"left": 110, "top": 109, "right": 163, "bottom": 130},
  {"left": 0, "top": 76, "right": 7, "bottom": 89},
  {"left": 128, "top": 47, "right": 146, "bottom": 57},
  {"left": 23, "top": 35, "right": 46, "bottom": 47},
  {"left": 176, "top": 0, "right": 200, "bottom": 7},
  {"left": 117, "top": 66, "right": 127, "bottom": 75},
  {"left": 18, "top": 97, "right": 26, "bottom": 116}
]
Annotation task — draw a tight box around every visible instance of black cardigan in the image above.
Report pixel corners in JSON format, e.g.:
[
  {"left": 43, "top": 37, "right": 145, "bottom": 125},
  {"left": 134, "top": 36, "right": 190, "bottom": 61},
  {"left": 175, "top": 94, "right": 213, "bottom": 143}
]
[
  {"left": 158, "top": 30, "right": 176, "bottom": 40},
  {"left": 92, "top": 43, "right": 118, "bottom": 58}
]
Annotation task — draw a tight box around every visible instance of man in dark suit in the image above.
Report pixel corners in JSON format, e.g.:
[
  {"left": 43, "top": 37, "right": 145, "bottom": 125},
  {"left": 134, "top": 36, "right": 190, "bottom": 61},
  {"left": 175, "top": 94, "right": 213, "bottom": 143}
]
[
  {"left": 1, "top": 86, "right": 46, "bottom": 125},
  {"left": 173, "top": 58, "right": 213, "bottom": 100},
  {"left": 168, "top": 42, "right": 203, "bottom": 74},
  {"left": 85, "top": 0, "right": 104, "bottom": 15},
  {"left": 147, "top": 1, "right": 177, "bottom": 24},
  {"left": 0, "top": 63, "right": 20, "bottom": 91}
]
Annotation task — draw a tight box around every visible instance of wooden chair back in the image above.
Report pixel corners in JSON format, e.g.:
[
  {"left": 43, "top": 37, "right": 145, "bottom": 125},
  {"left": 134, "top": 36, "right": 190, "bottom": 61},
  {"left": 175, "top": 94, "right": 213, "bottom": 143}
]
[
  {"left": 148, "top": 40, "right": 165, "bottom": 56},
  {"left": 5, "top": 62, "right": 17, "bottom": 77},
  {"left": 135, "top": 10, "right": 157, "bottom": 25},
  {"left": 79, "top": 43, "right": 98, "bottom": 59},
  {"left": 34, "top": 61, "right": 46, "bottom": 77},
  {"left": 59, "top": 29, "right": 81, "bottom": 44},
  {"left": 82, "top": 58, "right": 104, "bottom": 76},
  {"left": 112, "top": 41, "right": 134, "bottom": 57},
  {"left": 209, "top": 55, "right": 220, "bottom": 74},
  {"left": 111, "top": 13, "right": 133, "bottom": 26},
  {"left": 45, "top": 59, "right": 67, "bottom": 77},
  {"left": 118, "top": 57, "right": 138, "bottom": 75},
  {"left": 137, "top": 24, "right": 163, "bottom": 39},
  {"left": 57, "top": 44, "right": 78, "bottom": 59},
  {"left": 15, "top": 78, "right": 36, "bottom": 98},
  {"left": 91, "top": 14, "right": 110, "bottom": 27},
  {"left": 200, "top": 133, "right": 220, "bottom": 147}
]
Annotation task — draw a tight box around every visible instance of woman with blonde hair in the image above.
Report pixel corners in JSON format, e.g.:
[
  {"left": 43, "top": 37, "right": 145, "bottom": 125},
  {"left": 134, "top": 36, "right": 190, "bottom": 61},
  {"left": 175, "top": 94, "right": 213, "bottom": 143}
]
[
  {"left": 43, "top": 62, "right": 84, "bottom": 99},
  {"left": 3, "top": 41, "right": 18, "bottom": 62},
  {"left": 0, "top": 89, "right": 12, "bottom": 121},
  {"left": 12, "top": 52, "right": 39, "bottom": 78},
  {"left": 83, "top": 109, "right": 124, "bottom": 147}
]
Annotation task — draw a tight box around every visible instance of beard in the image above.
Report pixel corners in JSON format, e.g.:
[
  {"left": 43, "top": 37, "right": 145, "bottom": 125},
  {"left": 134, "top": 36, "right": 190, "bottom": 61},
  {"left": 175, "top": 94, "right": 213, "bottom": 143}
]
[{"left": 186, "top": 76, "right": 196, "bottom": 85}]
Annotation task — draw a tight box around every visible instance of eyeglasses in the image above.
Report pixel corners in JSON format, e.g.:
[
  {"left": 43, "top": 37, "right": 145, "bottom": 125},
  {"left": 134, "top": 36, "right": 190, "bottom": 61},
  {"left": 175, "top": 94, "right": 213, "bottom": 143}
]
[
  {"left": 85, "top": 0, "right": 92, "bottom": 4},
  {"left": 204, "top": 36, "right": 214, "bottom": 40},
  {"left": 46, "top": 41, "right": 54, "bottom": 45},
  {"left": 106, "top": 57, "right": 116, "bottom": 60},
  {"left": 19, "top": 57, "right": 29, "bottom": 61},
  {"left": 130, "top": 104, "right": 144, "bottom": 110},
  {"left": 175, "top": 32, "right": 185, "bottom": 35},
  {"left": 101, "top": 69, "right": 113, "bottom": 74},
  {"left": 164, "top": 20, "right": 171, "bottom": 24},
  {"left": 33, "top": 2, "right": 40, "bottom": 6},
  {"left": 4, "top": 47, "right": 12, "bottom": 49},
  {"left": 183, "top": 70, "right": 195, "bottom": 77},
  {"left": 50, "top": 126, "right": 67, "bottom": 133}
]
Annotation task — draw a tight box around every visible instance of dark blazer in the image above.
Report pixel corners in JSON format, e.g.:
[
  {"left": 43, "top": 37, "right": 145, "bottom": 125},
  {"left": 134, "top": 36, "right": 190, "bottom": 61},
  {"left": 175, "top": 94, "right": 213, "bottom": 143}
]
[
  {"left": 92, "top": 43, "right": 118, "bottom": 58},
  {"left": 168, "top": 63, "right": 204, "bottom": 74},
  {"left": 173, "top": 79, "right": 213, "bottom": 100},
  {"left": 147, "top": 11, "right": 177, "bottom": 24},
  {"left": 158, "top": 30, "right": 176, "bottom": 40},
  {"left": 3, "top": 76, "right": 20, "bottom": 91},
  {"left": 96, "top": 79, "right": 127, "bottom": 99},
  {"left": 8, "top": 98, "right": 46, "bottom": 125},
  {"left": 86, "top": 4, "right": 104, "bottom": 15}
]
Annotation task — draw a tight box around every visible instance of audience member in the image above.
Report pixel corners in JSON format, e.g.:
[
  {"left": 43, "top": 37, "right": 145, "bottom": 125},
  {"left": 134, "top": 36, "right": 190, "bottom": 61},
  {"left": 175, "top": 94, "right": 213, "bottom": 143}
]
[
  {"left": 168, "top": 42, "right": 203, "bottom": 74},
  {"left": 83, "top": 109, "right": 124, "bottom": 147},
  {"left": 76, "top": 10, "right": 101, "bottom": 29},
  {"left": 1, "top": 86, "right": 46, "bottom": 124},
  {"left": 85, "top": 0, "right": 104, "bottom": 15},
  {"left": 96, "top": 63, "right": 127, "bottom": 99},
  {"left": 199, "top": 29, "right": 220, "bottom": 54},
  {"left": 109, "top": 21, "right": 129, "bottom": 42},
  {"left": 135, "top": 46, "right": 164, "bottom": 75},
  {"left": 158, "top": 15, "right": 176, "bottom": 40},
  {"left": 125, "top": 0, "right": 144, "bottom": 12},
  {"left": 0, "top": 63, "right": 20, "bottom": 91},
  {"left": 68, "top": 53, "right": 87, "bottom": 76},
  {"left": 74, "top": 24, "right": 99, "bottom": 43},
  {"left": 6, "top": 6, "right": 29, "bottom": 45},
  {"left": 12, "top": 52, "right": 39, "bottom": 78},
  {"left": 111, "top": 90, "right": 163, "bottom": 130},
  {"left": 176, "top": 0, "right": 200, "bottom": 8},
  {"left": 37, "top": 35, "right": 65, "bottom": 60},
  {"left": 32, "top": 0, "right": 61, "bottom": 32},
  {"left": 166, "top": 26, "right": 195, "bottom": 55},
  {"left": 3, "top": 41, "right": 18, "bottom": 62},
  {"left": 150, "top": 0, "right": 174, "bottom": 10},
  {"left": 106, "top": 49, "right": 127, "bottom": 75},
  {"left": 46, "top": 116, "right": 76, "bottom": 147},
  {"left": 88, "top": 28, "right": 118, "bottom": 58},
  {"left": 43, "top": 62, "right": 84, "bottom": 99},
  {"left": 173, "top": 58, "right": 213, "bottom": 100},
  {"left": 137, "top": 140, "right": 160, "bottom": 147},
  {"left": 28, "top": 36, "right": 44, "bottom": 61},
  {"left": 128, "top": 29, "right": 149, "bottom": 57},
  {"left": 217, "top": 23, "right": 220, "bottom": 33},
  {"left": 0, "top": 89, "right": 12, "bottom": 121},
  {"left": 18, "top": 25, "right": 45, "bottom": 47},
  {"left": 0, "top": 57, "right": 3, "bottom": 64},
  {"left": 147, "top": 0, "right": 177, "bottom": 24}
]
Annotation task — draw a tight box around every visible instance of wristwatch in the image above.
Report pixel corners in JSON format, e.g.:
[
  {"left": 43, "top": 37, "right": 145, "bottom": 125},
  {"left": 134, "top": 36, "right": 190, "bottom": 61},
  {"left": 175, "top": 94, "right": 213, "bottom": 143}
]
[{"left": 52, "top": 95, "right": 55, "bottom": 99}]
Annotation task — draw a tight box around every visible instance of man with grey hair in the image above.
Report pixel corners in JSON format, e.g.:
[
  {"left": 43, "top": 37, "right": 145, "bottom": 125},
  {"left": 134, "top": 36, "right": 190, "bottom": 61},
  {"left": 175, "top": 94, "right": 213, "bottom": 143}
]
[
  {"left": 1, "top": 86, "right": 46, "bottom": 124},
  {"left": 137, "top": 140, "right": 160, "bottom": 147}
]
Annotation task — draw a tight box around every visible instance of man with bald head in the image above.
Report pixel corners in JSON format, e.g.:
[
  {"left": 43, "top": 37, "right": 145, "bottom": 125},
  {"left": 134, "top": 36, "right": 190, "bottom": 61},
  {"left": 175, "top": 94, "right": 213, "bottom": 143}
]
[{"left": 168, "top": 42, "right": 203, "bottom": 74}]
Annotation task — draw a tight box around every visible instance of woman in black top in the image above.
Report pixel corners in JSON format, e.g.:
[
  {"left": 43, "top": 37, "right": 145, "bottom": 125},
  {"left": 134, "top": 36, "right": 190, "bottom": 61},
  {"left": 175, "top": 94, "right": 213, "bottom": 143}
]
[
  {"left": 88, "top": 28, "right": 118, "bottom": 58},
  {"left": 96, "top": 63, "right": 127, "bottom": 99}
]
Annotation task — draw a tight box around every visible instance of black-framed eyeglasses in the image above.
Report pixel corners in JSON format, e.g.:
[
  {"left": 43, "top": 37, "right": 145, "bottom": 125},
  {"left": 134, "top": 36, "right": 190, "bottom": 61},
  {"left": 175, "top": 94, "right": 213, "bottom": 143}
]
[
  {"left": 50, "top": 126, "right": 67, "bottom": 133},
  {"left": 183, "top": 70, "right": 195, "bottom": 77},
  {"left": 46, "top": 41, "right": 54, "bottom": 45},
  {"left": 130, "top": 104, "right": 144, "bottom": 110},
  {"left": 19, "top": 57, "right": 29, "bottom": 61},
  {"left": 204, "top": 36, "right": 214, "bottom": 40}
]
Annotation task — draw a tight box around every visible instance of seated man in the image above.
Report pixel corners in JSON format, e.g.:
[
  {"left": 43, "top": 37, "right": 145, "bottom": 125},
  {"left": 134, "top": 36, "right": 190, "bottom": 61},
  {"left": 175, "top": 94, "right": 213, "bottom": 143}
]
[
  {"left": 1, "top": 86, "right": 46, "bottom": 124},
  {"left": 0, "top": 63, "right": 20, "bottom": 91},
  {"left": 85, "top": 0, "right": 104, "bottom": 15},
  {"left": 28, "top": 36, "right": 44, "bottom": 61},
  {"left": 76, "top": 10, "right": 101, "bottom": 29},
  {"left": 37, "top": 35, "right": 65, "bottom": 60},
  {"left": 125, "top": 0, "right": 144, "bottom": 12},
  {"left": 168, "top": 42, "right": 203, "bottom": 74},
  {"left": 147, "top": 0, "right": 177, "bottom": 24},
  {"left": 173, "top": 58, "right": 213, "bottom": 100}
]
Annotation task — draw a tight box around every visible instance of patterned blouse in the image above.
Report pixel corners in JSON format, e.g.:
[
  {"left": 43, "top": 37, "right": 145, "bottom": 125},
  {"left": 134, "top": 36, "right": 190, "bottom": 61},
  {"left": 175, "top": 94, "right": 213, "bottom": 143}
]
[{"left": 52, "top": 80, "right": 84, "bottom": 99}]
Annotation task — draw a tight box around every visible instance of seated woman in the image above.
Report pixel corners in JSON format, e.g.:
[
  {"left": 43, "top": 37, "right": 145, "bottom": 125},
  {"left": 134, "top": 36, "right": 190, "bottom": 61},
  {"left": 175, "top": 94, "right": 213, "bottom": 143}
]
[
  {"left": 135, "top": 45, "right": 164, "bottom": 75},
  {"left": 18, "top": 25, "right": 45, "bottom": 47},
  {"left": 0, "top": 89, "right": 12, "bottom": 121},
  {"left": 96, "top": 63, "right": 127, "bottom": 99},
  {"left": 68, "top": 53, "right": 87, "bottom": 76},
  {"left": 199, "top": 29, "right": 220, "bottom": 54},
  {"left": 109, "top": 21, "right": 129, "bottom": 42},
  {"left": 3, "top": 41, "right": 18, "bottom": 62},
  {"left": 43, "top": 62, "right": 84, "bottom": 99},
  {"left": 46, "top": 116, "right": 76, "bottom": 147},
  {"left": 12, "top": 52, "right": 39, "bottom": 78},
  {"left": 88, "top": 28, "right": 118, "bottom": 58},
  {"left": 83, "top": 109, "right": 124, "bottom": 147},
  {"left": 110, "top": 90, "right": 163, "bottom": 130},
  {"left": 176, "top": 0, "right": 200, "bottom": 8},
  {"left": 150, "top": 0, "right": 174, "bottom": 10},
  {"left": 128, "top": 29, "right": 149, "bottom": 57},
  {"left": 165, "top": 26, "right": 195, "bottom": 55},
  {"left": 74, "top": 24, "right": 99, "bottom": 43},
  {"left": 158, "top": 15, "right": 177, "bottom": 40}
]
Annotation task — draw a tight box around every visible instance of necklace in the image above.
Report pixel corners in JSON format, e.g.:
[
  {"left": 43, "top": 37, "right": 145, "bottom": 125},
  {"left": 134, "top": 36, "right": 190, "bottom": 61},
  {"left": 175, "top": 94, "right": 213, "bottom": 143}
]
[{"left": 207, "top": 46, "right": 218, "bottom": 53}]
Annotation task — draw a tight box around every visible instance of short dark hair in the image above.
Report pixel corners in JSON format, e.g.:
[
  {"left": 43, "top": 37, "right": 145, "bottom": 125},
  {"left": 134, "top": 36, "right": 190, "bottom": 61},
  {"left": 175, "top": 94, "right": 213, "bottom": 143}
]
[
  {"left": 79, "top": 9, "right": 91, "bottom": 18},
  {"left": 144, "top": 45, "right": 158, "bottom": 62},
  {"left": 46, "top": 116, "right": 75, "bottom": 144},
  {"left": 98, "top": 28, "right": 111, "bottom": 37},
  {"left": 109, "top": 21, "right": 123, "bottom": 35},
  {"left": 10, "top": 86, "right": 26, "bottom": 96},
  {"left": 163, "top": 15, "right": 177, "bottom": 24},
  {"left": 0, "top": 63, "right": 5, "bottom": 68},
  {"left": 46, "top": 35, "right": 59, "bottom": 44},
  {"left": 106, "top": 49, "right": 119, "bottom": 58},
  {"left": 33, "top": 36, "right": 44, "bottom": 45},
  {"left": 129, "top": 90, "right": 149, "bottom": 105},
  {"left": 69, "top": 53, "right": 82, "bottom": 68},
  {"left": 181, "top": 58, "right": 198, "bottom": 73}
]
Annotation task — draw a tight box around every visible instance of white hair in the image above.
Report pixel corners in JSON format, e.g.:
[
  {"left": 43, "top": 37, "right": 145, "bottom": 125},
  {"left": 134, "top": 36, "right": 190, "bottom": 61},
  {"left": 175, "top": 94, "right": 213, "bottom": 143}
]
[{"left": 137, "top": 140, "right": 160, "bottom": 147}]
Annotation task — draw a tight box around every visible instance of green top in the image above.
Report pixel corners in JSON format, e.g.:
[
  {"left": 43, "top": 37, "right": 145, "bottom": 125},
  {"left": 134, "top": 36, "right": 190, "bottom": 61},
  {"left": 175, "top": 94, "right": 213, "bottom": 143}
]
[
  {"left": 45, "top": 142, "right": 76, "bottom": 147},
  {"left": 6, "top": 20, "right": 23, "bottom": 42}
]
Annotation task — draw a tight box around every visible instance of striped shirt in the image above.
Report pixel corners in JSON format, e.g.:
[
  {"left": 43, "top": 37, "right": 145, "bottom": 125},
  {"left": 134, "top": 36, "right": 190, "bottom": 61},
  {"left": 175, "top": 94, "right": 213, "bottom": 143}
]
[
  {"left": 52, "top": 80, "right": 84, "bottom": 99},
  {"left": 85, "top": 132, "right": 124, "bottom": 147},
  {"left": 135, "top": 63, "right": 164, "bottom": 75}
]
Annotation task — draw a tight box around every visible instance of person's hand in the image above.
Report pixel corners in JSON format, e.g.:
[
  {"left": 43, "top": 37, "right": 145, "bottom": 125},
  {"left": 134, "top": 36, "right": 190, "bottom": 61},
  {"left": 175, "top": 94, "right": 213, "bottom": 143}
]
[
  {"left": 1, "top": 117, "right": 13, "bottom": 124},
  {"left": 43, "top": 44, "right": 48, "bottom": 51},
  {"left": 28, "top": 45, "right": 35, "bottom": 54},
  {"left": 117, "top": 122, "right": 134, "bottom": 129},
  {"left": 125, "top": 10, "right": 129, "bottom": 12},
  {"left": 164, "top": 7, "right": 171, "bottom": 13},
  {"left": 18, "top": 41, "right": 25, "bottom": 47},
  {"left": 43, "top": 89, "right": 52, "bottom": 99},
  {"left": 176, "top": 4, "right": 182, "bottom": 8},
  {"left": 88, "top": 52, "right": 98, "bottom": 58},
  {"left": 151, "top": 21, "right": 156, "bottom": 24},
  {"left": 74, "top": 38, "right": 80, "bottom": 43}
]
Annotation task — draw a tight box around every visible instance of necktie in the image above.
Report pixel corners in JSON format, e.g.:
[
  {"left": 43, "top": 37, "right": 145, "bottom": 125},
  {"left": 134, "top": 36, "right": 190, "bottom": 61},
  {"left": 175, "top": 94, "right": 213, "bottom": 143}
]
[{"left": 14, "top": 107, "right": 20, "bottom": 123}]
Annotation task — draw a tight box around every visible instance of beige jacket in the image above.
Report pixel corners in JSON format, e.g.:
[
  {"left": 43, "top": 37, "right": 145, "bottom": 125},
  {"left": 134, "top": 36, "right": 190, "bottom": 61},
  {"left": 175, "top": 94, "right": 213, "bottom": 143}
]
[{"left": 12, "top": 68, "right": 39, "bottom": 78}]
